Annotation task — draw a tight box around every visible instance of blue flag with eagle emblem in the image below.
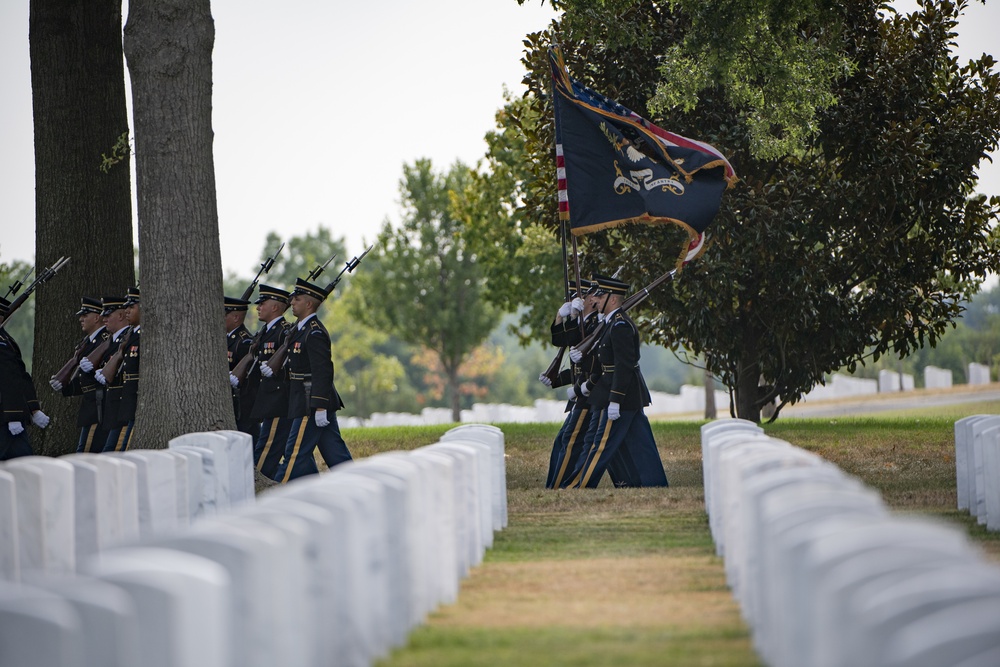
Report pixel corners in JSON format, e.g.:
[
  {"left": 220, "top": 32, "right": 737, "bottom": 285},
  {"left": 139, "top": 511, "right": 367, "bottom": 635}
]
[{"left": 550, "top": 47, "right": 736, "bottom": 240}]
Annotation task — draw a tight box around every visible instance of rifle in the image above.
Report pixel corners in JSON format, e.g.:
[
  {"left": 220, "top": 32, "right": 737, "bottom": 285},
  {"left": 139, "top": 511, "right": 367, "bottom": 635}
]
[
  {"left": 240, "top": 242, "right": 284, "bottom": 301},
  {"left": 100, "top": 327, "right": 134, "bottom": 382},
  {"left": 51, "top": 337, "right": 89, "bottom": 387},
  {"left": 3, "top": 266, "right": 34, "bottom": 300},
  {"left": 230, "top": 328, "right": 263, "bottom": 386},
  {"left": 265, "top": 246, "right": 372, "bottom": 374},
  {"left": 572, "top": 267, "right": 680, "bottom": 358},
  {"left": 0, "top": 256, "right": 70, "bottom": 328}
]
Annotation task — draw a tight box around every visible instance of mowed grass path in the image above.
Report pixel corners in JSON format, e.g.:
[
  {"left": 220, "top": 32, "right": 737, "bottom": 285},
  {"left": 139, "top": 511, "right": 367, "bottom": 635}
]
[{"left": 335, "top": 400, "right": 1000, "bottom": 667}]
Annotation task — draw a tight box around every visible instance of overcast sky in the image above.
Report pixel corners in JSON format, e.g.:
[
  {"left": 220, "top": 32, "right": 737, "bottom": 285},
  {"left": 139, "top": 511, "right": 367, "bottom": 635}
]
[{"left": 1, "top": 1, "right": 997, "bottom": 277}]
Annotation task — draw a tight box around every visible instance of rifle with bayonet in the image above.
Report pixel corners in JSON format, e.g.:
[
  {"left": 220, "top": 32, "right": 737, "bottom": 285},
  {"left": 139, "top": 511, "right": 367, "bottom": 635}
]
[
  {"left": 0, "top": 256, "right": 71, "bottom": 329},
  {"left": 240, "top": 242, "right": 284, "bottom": 301},
  {"left": 230, "top": 248, "right": 333, "bottom": 387},
  {"left": 264, "top": 246, "right": 372, "bottom": 375},
  {"left": 3, "top": 266, "right": 34, "bottom": 301},
  {"left": 571, "top": 266, "right": 680, "bottom": 359}
]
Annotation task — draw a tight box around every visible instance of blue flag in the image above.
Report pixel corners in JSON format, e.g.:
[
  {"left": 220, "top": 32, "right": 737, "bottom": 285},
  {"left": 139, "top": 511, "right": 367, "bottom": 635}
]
[{"left": 551, "top": 47, "right": 736, "bottom": 240}]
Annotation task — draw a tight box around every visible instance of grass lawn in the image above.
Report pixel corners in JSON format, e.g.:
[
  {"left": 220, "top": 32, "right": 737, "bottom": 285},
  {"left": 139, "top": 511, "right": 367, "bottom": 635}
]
[{"left": 332, "top": 402, "right": 1000, "bottom": 667}]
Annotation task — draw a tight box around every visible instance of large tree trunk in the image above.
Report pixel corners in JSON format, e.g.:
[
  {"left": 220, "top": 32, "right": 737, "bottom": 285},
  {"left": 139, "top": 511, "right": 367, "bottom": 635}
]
[
  {"left": 447, "top": 365, "right": 461, "bottom": 423},
  {"left": 29, "top": 0, "right": 135, "bottom": 456},
  {"left": 734, "top": 357, "right": 762, "bottom": 423},
  {"left": 704, "top": 366, "right": 717, "bottom": 420},
  {"left": 123, "top": 0, "right": 234, "bottom": 448}
]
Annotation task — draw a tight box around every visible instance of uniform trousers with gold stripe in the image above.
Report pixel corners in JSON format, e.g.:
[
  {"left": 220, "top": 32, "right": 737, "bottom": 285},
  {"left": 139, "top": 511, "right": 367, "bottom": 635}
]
[
  {"left": 559, "top": 408, "right": 633, "bottom": 488},
  {"left": 274, "top": 411, "right": 352, "bottom": 483},
  {"left": 76, "top": 424, "right": 109, "bottom": 453},
  {"left": 572, "top": 407, "right": 668, "bottom": 489},
  {"left": 253, "top": 417, "right": 292, "bottom": 481},
  {"left": 103, "top": 422, "right": 133, "bottom": 453},
  {"left": 546, "top": 402, "right": 590, "bottom": 489}
]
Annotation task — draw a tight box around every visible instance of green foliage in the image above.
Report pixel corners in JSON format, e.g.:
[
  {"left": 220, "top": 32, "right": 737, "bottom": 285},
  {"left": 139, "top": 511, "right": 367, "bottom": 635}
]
[
  {"left": 350, "top": 159, "right": 499, "bottom": 418},
  {"left": 98, "top": 131, "right": 132, "bottom": 173},
  {"left": 505, "top": 0, "right": 1000, "bottom": 422}
]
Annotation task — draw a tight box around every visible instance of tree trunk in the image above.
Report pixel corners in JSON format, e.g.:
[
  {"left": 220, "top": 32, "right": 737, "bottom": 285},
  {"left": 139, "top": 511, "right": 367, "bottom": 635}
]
[
  {"left": 734, "top": 358, "right": 762, "bottom": 423},
  {"left": 447, "top": 365, "right": 461, "bottom": 423},
  {"left": 704, "top": 366, "right": 717, "bottom": 420},
  {"left": 29, "top": 0, "right": 135, "bottom": 456},
  {"left": 123, "top": 0, "right": 234, "bottom": 448}
]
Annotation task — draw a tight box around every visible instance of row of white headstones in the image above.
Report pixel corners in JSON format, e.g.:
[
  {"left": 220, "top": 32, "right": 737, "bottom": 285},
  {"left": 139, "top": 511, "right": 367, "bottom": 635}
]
[
  {"left": 955, "top": 415, "right": 1000, "bottom": 531},
  {"left": 702, "top": 419, "right": 1000, "bottom": 667},
  {"left": 0, "top": 423, "right": 508, "bottom": 667}
]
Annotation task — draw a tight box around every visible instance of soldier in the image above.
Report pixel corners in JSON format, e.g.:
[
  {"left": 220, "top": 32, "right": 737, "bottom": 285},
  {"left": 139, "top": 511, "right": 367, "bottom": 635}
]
[
  {"left": 0, "top": 297, "right": 49, "bottom": 460},
  {"left": 48, "top": 296, "right": 110, "bottom": 452},
  {"left": 80, "top": 295, "right": 129, "bottom": 445},
  {"left": 570, "top": 275, "right": 668, "bottom": 488},
  {"left": 224, "top": 295, "right": 258, "bottom": 436},
  {"left": 97, "top": 287, "right": 140, "bottom": 452},
  {"left": 230, "top": 284, "right": 293, "bottom": 480},
  {"left": 264, "top": 277, "right": 352, "bottom": 482},
  {"left": 539, "top": 278, "right": 591, "bottom": 488}
]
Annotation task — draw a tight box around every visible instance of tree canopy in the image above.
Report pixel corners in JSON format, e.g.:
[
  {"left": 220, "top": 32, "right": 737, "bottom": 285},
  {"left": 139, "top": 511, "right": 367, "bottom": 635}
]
[
  {"left": 351, "top": 159, "right": 498, "bottom": 421},
  {"left": 495, "top": 0, "right": 1000, "bottom": 422}
]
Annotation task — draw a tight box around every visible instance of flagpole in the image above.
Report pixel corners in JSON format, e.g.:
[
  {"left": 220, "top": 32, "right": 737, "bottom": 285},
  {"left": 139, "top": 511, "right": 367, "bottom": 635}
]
[{"left": 571, "top": 233, "right": 583, "bottom": 329}]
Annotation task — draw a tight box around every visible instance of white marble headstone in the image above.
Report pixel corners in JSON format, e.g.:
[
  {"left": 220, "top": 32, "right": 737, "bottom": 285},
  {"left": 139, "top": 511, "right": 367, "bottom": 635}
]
[
  {"left": 159, "top": 451, "right": 190, "bottom": 528},
  {"left": 435, "top": 438, "right": 493, "bottom": 551},
  {"left": 169, "top": 445, "right": 216, "bottom": 517},
  {"left": 213, "top": 430, "right": 255, "bottom": 506},
  {"left": 4, "top": 457, "right": 76, "bottom": 574},
  {"left": 60, "top": 454, "right": 124, "bottom": 552},
  {"left": 442, "top": 424, "right": 508, "bottom": 530},
  {"left": 0, "top": 581, "right": 84, "bottom": 667},
  {"left": 0, "top": 469, "right": 19, "bottom": 581},
  {"left": 408, "top": 448, "right": 459, "bottom": 606},
  {"left": 113, "top": 451, "right": 177, "bottom": 539},
  {"left": 21, "top": 572, "right": 140, "bottom": 667},
  {"left": 169, "top": 432, "right": 232, "bottom": 510},
  {"left": 83, "top": 547, "right": 231, "bottom": 667}
]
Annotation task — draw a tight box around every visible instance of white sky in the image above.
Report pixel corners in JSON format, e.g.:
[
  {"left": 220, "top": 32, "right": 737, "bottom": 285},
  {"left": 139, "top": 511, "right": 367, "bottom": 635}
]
[{"left": 1, "top": 1, "right": 997, "bottom": 276}]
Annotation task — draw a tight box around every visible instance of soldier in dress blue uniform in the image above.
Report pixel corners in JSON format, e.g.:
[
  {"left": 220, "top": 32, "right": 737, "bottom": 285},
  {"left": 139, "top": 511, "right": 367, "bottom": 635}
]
[
  {"left": 97, "top": 287, "right": 140, "bottom": 452},
  {"left": 230, "top": 284, "right": 293, "bottom": 480},
  {"left": 80, "top": 295, "right": 129, "bottom": 445},
  {"left": 267, "top": 277, "right": 352, "bottom": 482},
  {"left": 0, "top": 297, "right": 50, "bottom": 460},
  {"left": 224, "top": 295, "right": 258, "bottom": 436},
  {"left": 541, "top": 277, "right": 596, "bottom": 488},
  {"left": 48, "top": 296, "right": 111, "bottom": 452},
  {"left": 570, "top": 275, "right": 668, "bottom": 489}
]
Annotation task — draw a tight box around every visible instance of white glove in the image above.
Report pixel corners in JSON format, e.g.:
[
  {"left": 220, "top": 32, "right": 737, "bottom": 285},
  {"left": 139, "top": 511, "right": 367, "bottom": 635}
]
[
  {"left": 95, "top": 370, "right": 107, "bottom": 386},
  {"left": 607, "top": 402, "right": 621, "bottom": 421},
  {"left": 8, "top": 421, "right": 24, "bottom": 436},
  {"left": 79, "top": 357, "right": 94, "bottom": 373},
  {"left": 315, "top": 409, "right": 330, "bottom": 428},
  {"left": 229, "top": 373, "right": 239, "bottom": 388},
  {"left": 538, "top": 373, "right": 552, "bottom": 388},
  {"left": 566, "top": 386, "right": 577, "bottom": 401},
  {"left": 580, "top": 381, "right": 591, "bottom": 397},
  {"left": 259, "top": 361, "right": 273, "bottom": 378},
  {"left": 571, "top": 297, "right": 584, "bottom": 316},
  {"left": 31, "top": 410, "right": 50, "bottom": 429},
  {"left": 49, "top": 378, "right": 63, "bottom": 392},
  {"left": 597, "top": 313, "right": 605, "bottom": 322},
  {"left": 557, "top": 301, "right": 573, "bottom": 318},
  {"left": 569, "top": 347, "right": 583, "bottom": 363}
]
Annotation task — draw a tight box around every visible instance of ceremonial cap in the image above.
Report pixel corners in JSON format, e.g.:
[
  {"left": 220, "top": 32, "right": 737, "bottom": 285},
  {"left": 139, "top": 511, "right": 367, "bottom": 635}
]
[
  {"left": 123, "top": 287, "right": 141, "bottom": 307},
  {"left": 224, "top": 296, "right": 250, "bottom": 313},
  {"left": 290, "top": 277, "right": 329, "bottom": 302},
  {"left": 0, "top": 297, "right": 10, "bottom": 318},
  {"left": 595, "top": 275, "right": 629, "bottom": 296},
  {"left": 76, "top": 296, "right": 103, "bottom": 316},
  {"left": 254, "top": 284, "right": 291, "bottom": 305},
  {"left": 567, "top": 277, "right": 593, "bottom": 294},
  {"left": 101, "top": 295, "right": 126, "bottom": 316}
]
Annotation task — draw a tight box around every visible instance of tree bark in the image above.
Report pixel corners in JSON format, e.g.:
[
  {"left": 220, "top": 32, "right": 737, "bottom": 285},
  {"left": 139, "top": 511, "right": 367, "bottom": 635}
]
[
  {"left": 704, "top": 366, "right": 717, "bottom": 420},
  {"left": 448, "top": 366, "right": 461, "bottom": 423},
  {"left": 123, "top": 0, "right": 234, "bottom": 448},
  {"left": 29, "top": 0, "right": 135, "bottom": 456},
  {"left": 734, "top": 358, "right": 762, "bottom": 423}
]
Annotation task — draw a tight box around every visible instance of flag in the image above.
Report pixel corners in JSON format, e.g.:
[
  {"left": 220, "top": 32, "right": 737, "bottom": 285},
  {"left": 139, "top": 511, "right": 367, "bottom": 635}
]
[{"left": 551, "top": 47, "right": 736, "bottom": 244}]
